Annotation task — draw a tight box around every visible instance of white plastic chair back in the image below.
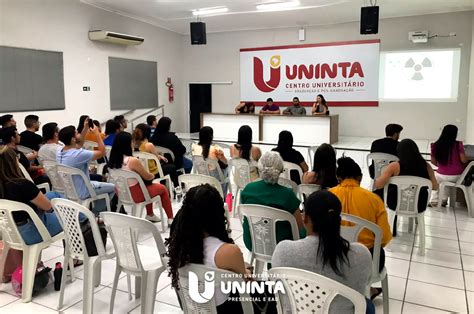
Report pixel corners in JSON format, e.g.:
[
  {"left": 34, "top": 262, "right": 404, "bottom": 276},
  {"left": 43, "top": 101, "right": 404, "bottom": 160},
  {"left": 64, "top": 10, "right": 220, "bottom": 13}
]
[
  {"left": 367, "top": 153, "right": 399, "bottom": 180},
  {"left": 105, "top": 146, "right": 112, "bottom": 160},
  {"left": 133, "top": 151, "right": 165, "bottom": 178},
  {"left": 181, "top": 139, "right": 194, "bottom": 159},
  {"left": 155, "top": 145, "right": 175, "bottom": 162},
  {"left": 282, "top": 161, "right": 303, "bottom": 182},
  {"left": 269, "top": 267, "right": 366, "bottom": 314},
  {"left": 455, "top": 160, "right": 474, "bottom": 185},
  {"left": 177, "top": 263, "right": 253, "bottom": 314},
  {"left": 278, "top": 177, "right": 298, "bottom": 194},
  {"left": 308, "top": 145, "right": 319, "bottom": 169},
  {"left": 18, "top": 162, "right": 50, "bottom": 192},
  {"left": 178, "top": 173, "right": 224, "bottom": 199},
  {"left": 42, "top": 160, "right": 65, "bottom": 194},
  {"left": 52, "top": 199, "right": 107, "bottom": 260},
  {"left": 229, "top": 158, "right": 252, "bottom": 189},
  {"left": 16, "top": 145, "right": 34, "bottom": 155},
  {"left": 101, "top": 212, "right": 167, "bottom": 274},
  {"left": 239, "top": 204, "right": 300, "bottom": 263},
  {"left": 192, "top": 155, "right": 226, "bottom": 184},
  {"left": 83, "top": 140, "right": 98, "bottom": 151},
  {"left": 56, "top": 164, "right": 95, "bottom": 202},
  {"left": 383, "top": 176, "right": 432, "bottom": 216},
  {"left": 298, "top": 184, "right": 321, "bottom": 200}
]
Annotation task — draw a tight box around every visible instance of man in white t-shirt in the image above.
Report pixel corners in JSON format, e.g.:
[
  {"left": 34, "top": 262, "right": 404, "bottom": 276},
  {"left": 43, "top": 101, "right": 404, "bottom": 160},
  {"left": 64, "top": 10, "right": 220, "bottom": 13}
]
[{"left": 38, "top": 122, "right": 63, "bottom": 163}]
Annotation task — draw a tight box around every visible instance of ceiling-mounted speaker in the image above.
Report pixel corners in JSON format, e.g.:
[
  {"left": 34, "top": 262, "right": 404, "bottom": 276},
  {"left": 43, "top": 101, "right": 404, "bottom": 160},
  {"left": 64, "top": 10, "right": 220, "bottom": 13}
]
[
  {"left": 190, "top": 22, "right": 207, "bottom": 45},
  {"left": 360, "top": 6, "right": 379, "bottom": 34}
]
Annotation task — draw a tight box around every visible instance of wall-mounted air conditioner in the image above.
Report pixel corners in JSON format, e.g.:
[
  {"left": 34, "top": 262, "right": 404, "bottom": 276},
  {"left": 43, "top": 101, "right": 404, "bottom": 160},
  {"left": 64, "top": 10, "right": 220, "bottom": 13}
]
[{"left": 88, "top": 30, "right": 144, "bottom": 45}]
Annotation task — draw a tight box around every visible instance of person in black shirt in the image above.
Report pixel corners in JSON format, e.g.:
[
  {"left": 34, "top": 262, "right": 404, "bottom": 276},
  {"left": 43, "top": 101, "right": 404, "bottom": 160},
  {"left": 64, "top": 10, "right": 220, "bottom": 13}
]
[
  {"left": 369, "top": 123, "right": 403, "bottom": 178},
  {"left": 0, "top": 146, "right": 62, "bottom": 245},
  {"left": 235, "top": 102, "right": 255, "bottom": 114},
  {"left": 272, "top": 130, "right": 308, "bottom": 184},
  {"left": 19, "top": 115, "right": 43, "bottom": 151}
]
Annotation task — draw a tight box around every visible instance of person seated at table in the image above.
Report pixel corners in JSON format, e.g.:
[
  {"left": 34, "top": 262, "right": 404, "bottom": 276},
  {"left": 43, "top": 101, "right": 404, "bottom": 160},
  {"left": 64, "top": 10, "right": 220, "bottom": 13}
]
[
  {"left": 302, "top": 143, "right": 338, "bottom": 188},
  {"left": 230, "top": 125, "right": 261, "bottom": 181},
  {"left": 272, "top": 130, "right": 308, "bottom": 184},
  {"left": 241, "top": 151, "right": 305, "bottom": 252},
  {"left": 108, "top": 132, "right": 172, "bottom": 223},
  {"left": 259, "top": 98, "right": 280, "bottom": 115},
  {"left": 272, "top": 190, "right": 375, "bottom": 314},
  {"left": 430, "top": 125, "right": 468, "bottom": 207},
  {"left": 369, "top": 123, "right": 403, "bottom": 179},
  {"left": 311, "top": 94, "right": 329, "bottom": 116},
  {"left": 283, "top": 97, "right": 306, "bottom": 116},
  {"left": 234, "top": 102, "right": 255, "bottom": 114}
]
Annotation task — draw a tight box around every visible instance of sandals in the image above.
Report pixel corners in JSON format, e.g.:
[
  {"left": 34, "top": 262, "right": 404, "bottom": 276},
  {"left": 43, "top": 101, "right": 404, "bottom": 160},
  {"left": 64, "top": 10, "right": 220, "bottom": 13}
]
[{"left": 370, "top": 287, "right": 383, "bottom": 300}]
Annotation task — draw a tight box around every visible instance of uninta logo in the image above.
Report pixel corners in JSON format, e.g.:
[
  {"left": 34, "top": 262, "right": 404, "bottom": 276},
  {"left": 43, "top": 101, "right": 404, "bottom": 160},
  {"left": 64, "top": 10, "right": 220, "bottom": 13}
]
[
  {"left": 188, "top": 271, "right": 285, "bottom": 303},
  {"left": 253, "top": 55, "right": 281, "bottom": 92}
]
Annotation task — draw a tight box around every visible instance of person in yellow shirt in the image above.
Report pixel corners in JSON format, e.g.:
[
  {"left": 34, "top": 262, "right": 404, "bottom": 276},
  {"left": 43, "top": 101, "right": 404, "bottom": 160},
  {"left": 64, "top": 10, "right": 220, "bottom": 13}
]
[{"left": 329, "top": 156, "right": 392, "bottom": 300}]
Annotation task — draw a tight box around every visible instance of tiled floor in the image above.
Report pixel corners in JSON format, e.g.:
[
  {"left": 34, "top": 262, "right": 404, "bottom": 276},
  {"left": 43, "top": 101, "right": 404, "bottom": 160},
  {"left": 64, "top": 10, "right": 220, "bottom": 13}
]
[{"left": 1, "top": 200, "right": 473, "bottom": 313}]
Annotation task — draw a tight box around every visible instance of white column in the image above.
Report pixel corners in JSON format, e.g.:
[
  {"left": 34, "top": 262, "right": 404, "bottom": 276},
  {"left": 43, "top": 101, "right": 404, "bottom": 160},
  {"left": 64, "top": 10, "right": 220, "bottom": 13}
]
[{"left": 466, "top": 12, "right": 474, "bottom": 144}]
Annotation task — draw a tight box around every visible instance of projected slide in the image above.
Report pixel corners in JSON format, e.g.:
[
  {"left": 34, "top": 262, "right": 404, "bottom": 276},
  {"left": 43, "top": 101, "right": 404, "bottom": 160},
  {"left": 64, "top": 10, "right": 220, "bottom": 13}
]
[{"left": 379, "top": 49, "right": 460, "bottom": 102}]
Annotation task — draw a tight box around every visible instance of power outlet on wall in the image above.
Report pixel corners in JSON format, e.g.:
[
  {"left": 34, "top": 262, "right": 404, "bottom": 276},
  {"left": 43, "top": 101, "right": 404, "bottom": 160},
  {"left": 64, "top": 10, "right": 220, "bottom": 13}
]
[{"left": 83, "top": 86, "right": 90, "bottom": 91}]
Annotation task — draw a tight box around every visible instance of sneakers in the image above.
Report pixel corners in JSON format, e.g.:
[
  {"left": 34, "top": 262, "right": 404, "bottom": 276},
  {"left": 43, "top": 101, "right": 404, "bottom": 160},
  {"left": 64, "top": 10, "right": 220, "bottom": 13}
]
[
  {"left": 441, "top": 200, "right": 448, "bottom": 207},
  {"left": 146, "top": 214, "right": 161, "bottom": 223}
]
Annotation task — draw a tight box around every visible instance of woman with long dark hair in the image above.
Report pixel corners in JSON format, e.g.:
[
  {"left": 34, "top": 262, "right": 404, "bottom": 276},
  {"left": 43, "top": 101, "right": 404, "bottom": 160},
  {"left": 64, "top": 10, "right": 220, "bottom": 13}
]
[
  {"left": 108, "top": 132, "right": 173, "bottom": 223},
  {"left": 430, "top": 125, "right": 467, "bottom": 206},
  {"left": 302, "top": 143, "right": 338, "bottom": 188},
  {"left": 166, "top": 184, "right": 247, "bottom": 312},
  {"left": 311, "top": 94, "right": 329, "bottom": 115},
  {"left": 374, "top": 139, "right": 438, "bottom": 212},
  {"left": 272, "top": 130, "right": 308, "bottom": 184},
  {"left": 272, "top": 190, "right": 374, "bottom": 313},
  {"left": 230, "top": 125, "right": 262, "bottom": 181}
]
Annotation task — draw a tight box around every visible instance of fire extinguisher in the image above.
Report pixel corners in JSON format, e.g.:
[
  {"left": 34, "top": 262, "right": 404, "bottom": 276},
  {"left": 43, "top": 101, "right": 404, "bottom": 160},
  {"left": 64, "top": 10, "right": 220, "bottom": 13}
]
[{"left": 166, "top": 77, "right": 174, "bottom": 103}]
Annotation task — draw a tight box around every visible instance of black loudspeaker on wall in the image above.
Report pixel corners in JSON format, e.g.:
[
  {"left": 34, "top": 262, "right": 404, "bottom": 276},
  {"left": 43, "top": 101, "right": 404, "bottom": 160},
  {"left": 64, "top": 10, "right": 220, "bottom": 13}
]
[
  {"left": 360, "top": 6, "right": 379, "bottom": 34},
  {"left": 190, "top": 22, "right": 207, "bottom": 45}
]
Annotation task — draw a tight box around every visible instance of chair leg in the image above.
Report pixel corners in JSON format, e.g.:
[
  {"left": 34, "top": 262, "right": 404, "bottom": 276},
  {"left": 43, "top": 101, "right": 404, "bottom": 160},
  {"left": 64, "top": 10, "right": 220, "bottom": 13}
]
[
  {"left": 408, "top": 217, "right": 414, "bottom": 233},
  {"left": 461, "top": 187, "right": 473, "bottom": 217},
  {"left": 255, "top": 260, "right": 265, "bottom": 275},
  {"left": 135, "top": 276, "right": 141, "bottom": 299},
  {"left": 21, "top": 246, "right": 41, "bottom": 302},
  {"left": 0, "top": 243, "right": 10, "bottom": 282},
  {"left": 58, "top": 248, "right": 71, "bottom": 309},
  {"left": 83, "top": 260, "right": 95, "bottom": 314},
  {"left": 418, "top": 214, "right": 426, "bottom": 255},
  {"left": 109, "top": 266, "right": 121, "bottom": 314},
  {"left": 382, "top": 275, "right": 389, "bottom": 314},
  {"left": 127, "top": 274, "right": 132, "bottom": 301},
  {"left": 93, "top": 259, "right": 102, "bottom": 287},
  {"left": 140, "top": 270, "right": 160, "bottom": 314}
]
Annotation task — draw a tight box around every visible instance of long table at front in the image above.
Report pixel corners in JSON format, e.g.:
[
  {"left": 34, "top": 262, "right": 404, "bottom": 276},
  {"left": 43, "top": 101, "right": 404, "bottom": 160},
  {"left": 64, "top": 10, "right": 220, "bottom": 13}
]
[{"left": 201, "top": 113, "right": 339, "bottom": 145}]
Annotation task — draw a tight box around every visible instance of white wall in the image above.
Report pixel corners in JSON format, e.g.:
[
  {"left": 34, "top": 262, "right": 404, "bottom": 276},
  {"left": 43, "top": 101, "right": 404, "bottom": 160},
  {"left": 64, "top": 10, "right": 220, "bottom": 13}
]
[
  {"left": 180, "top": 11, "right": 473, "bottom": 141},
  {"left": 466, "top": 12, "right": 474, "bottom": 145},
  {"left": 0, "top": 0, "right": 186, "bottom": 133}
]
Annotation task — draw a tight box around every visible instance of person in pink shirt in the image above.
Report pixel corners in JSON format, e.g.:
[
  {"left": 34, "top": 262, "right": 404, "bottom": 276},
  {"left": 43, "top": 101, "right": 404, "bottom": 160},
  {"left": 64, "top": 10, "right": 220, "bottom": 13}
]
[{"left": 430, "top": 125, "right": 468, "bottom": 207}]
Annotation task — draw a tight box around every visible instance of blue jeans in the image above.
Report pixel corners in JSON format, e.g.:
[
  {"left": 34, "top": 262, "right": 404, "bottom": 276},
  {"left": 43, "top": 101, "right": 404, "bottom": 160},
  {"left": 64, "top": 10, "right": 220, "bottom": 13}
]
[
  {"left": 183, "top": 157, "right": 193, "bottom": 174},
  {"left": 18, "top": 212, "right": 63, "bottom": 245},
  {"left": 89, "top": 181, "right": 115, "bottom": 214},
  {"left": 46, "top": 191, "right": 87, "bottom": 222},
  {"left": 366, "top": 298, "right": 375, "bottom": 314}
]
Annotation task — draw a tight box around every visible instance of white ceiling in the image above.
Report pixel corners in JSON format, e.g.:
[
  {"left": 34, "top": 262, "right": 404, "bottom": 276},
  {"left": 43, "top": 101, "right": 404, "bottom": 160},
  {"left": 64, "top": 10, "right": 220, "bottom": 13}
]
[{"left": 82, "top": 0, "right": 474, "bottom": 34}]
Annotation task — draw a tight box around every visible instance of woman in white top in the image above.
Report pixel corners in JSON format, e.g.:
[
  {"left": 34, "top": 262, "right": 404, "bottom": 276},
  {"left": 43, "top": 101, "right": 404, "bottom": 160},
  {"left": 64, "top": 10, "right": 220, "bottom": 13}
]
[
  {"left": 108, "top": 132, "right": 173, "bottom": 223},
  {"left": 230, "top": 125, "right": 261, "bottom": 181},
  {"left": 166, "top": 184, "right": 251, "bottom": 312}
]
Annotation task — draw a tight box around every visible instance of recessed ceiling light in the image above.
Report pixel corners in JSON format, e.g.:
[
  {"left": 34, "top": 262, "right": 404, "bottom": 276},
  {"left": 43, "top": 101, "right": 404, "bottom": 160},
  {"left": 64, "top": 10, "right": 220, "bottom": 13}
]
[
  {"left": 256, "top": 1, "right": 301, "bottom": 11},
  {"left": 192, "top": 6, "right": 229, "bottom": 16}
]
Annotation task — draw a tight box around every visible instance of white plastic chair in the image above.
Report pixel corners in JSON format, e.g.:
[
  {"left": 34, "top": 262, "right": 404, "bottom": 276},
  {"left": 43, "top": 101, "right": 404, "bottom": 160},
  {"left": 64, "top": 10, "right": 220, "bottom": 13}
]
[
  {"left": 82, "top": 140, "right": 107, "bottom": 175},
  {"left": 340, "top": 213, "right": 389, "bottom": 314},
  {"left": 133, "top": 151, "right": 175, "bottom": 198},
  {"left": 177, "top": 263, "right": 253, "bottom": 314},
  {"left": 108, "top": 168, "right": 166, "bottom": 232},
  {"left": 101, "top": 212, "right": 167, "bottom": 314},
  {"left": 383, "top": 176, "right": 432, "bottom": 255},
  {"left": 239, "top": 204, "right": 300, "bottom": 274},
  {"left": 17, "top": 162, "right": 50, "bottom": 192},
  {"left": 281, "top": 161, "right": 303, "bottom": 183},
  {"left": 308, "top": 145, "right": 319, "bottom": 169},
  {"left": 56, "top": 164, "right": 111, "bottom": 212},
  {"left": 192, "top": 155, "right": 229, "bottom": 194},
  {"left": 440, "top": 160, "right": 474, "bottom": 217},
  {"left": 366, "top": 153, "right": 399, "bottom": 190},
  {"left": 16, "top": 144, "right": 34, "bottom": 156},
  {"left": 0, "top": 200, "right": 66, "bottom": 302},
  {"left": 298, "top": 184, "right": 321, "bottom": 201},
  {"left": 51, "top": 199, "right": 118, "bottom": 314},
  {"left": 229, "top": 158, "right": 252, "bottom": 218},
  {"left": 154, "top": 145, "right": 185, "bottom": 174},
  {"left": 269, "top": 267, "right": 366, "bottom": 314},
  {"left": 42, "top": 160, "right": 64, "bottom": 194},
  {"left": 278, "top": 177, "right": 298, "bottom": 194}
]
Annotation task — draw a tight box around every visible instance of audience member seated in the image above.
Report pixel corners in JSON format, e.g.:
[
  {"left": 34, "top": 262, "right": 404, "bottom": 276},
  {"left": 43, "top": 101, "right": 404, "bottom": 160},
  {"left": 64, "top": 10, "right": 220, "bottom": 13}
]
[
  {"left": 272, "top": 130, "right": 308, "bottom": 184},
  {"left": 114, "top": 115, "right": 128, "bottom": 131},
  {"left": 369, "top": 123, "right": 403, "bottom": 178},
  {"left": 192, "top": 126, "right": 229, "bottom": 190},
  {"left": 57, "top": 123, "right": 114, "bottom": 213},
  {"left": 234, "top": 102, "right": 255, "bottom": 114},
  {"left": 19, "top": 115, "right": 43, "bottom": 151},
  {"left": 430, "top": 125, "right": 468, "bottom": 207},
  {"left": 282, "top": 97, "right": 306, "bottom": 116},
  {"left": 38, "top": 122, "right": 63, "bottom": 163},
  {"left": 241, "top": 151, "right": 305, "bottom": 252},
  {"left": 103, "top": 119, "right": 121, "bottom": 146},
  {"left": 151, "top": 117, "right": 191, "bottom": 173},
  {"left": 230, "top": 125, "right": 261, "bottom": 181},
  {"left": 0, "top": 146, "right": 62, "bottom": 245},
  {"left": 166, "top": 184, "right": 264, "bottom": 313},
  {"left": 146, "top": 115, "right": 157, "bottom": 138},
  {"left": 302, "top": 143, "right": 338, "bottom": 188},
  {"left": 259, "top": 98, "right": 280, "bottom": 115},
  {"left": 374, "top": 139, "right": 438, "bottom": 213},
  {"left": 272, "top": 190, "right": 375, "bottom": 314},
  {"left": 133, "top": 123, "right": 178, "bottom": 187},
  {"left": 330, "top": 157, "right": 392, "bottom": 300},
  {"left": 78, "top": 115, "right": 105, "bottom": 143},
  {"left": 0, "top": 114, "right": 16, "bottom": 128},
  {"left": 311, "top": 94, "right": 329, "bottom": 116},
  {"left": 108, "top": 132, "right": 172, "bottom": 223}
]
